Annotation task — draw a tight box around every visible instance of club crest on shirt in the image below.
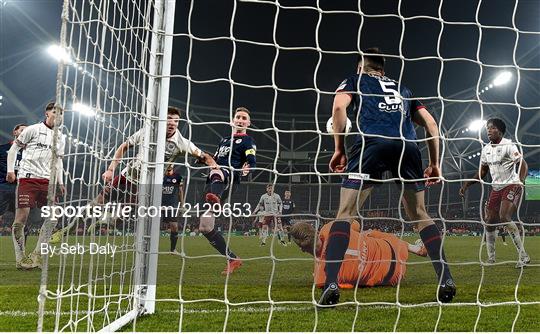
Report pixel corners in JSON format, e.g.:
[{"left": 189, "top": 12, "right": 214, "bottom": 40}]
[
  {"left": 235, "top": 139, "right": 242, "bottom": 144},
  {"left": 166, "top": 142, "right": 177, "bottom": 152},
  {"left": 336, "top": 79, "right": 347, "bottom": 91}
]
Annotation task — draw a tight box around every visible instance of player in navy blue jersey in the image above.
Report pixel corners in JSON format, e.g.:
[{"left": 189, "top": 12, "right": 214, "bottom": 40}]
[
  {"left": 161, "top": 167, "right": 184, "bottom": 253},
  {"left": 199, "top": 107, "right": 256, "bottom": 275},
  {"left": 322, "top": 48, "right": 455, "bottom": 306},
  {"left": 281, "top": 190, "right": 295, "bottom": 243},
  {"left": 0, "top": 124, "right": 28, "bottom": 240}
]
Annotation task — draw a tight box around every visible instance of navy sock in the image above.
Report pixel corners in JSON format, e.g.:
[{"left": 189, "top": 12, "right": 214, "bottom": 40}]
[
  {"left": 420, "top": 224, "right": 453, "bottom": 284},
  {"left": 170, "top": 231, "right": 178, "bottom": 251},
  {"left": 203, "top": 228, "right": 236, "bottom": 259},
  {"left": 324, "top": 221, "right": 350, "bottom": 288}
]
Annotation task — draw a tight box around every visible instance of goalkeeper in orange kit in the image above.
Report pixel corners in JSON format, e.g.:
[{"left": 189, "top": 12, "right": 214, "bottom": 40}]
[{"left": 289, "top": 221, "right": 427, "bottom": 290}]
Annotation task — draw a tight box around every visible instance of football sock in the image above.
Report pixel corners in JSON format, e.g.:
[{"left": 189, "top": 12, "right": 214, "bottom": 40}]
[
  {"left": 170, "top": 231, "right": 178, "bottom": 251},
  {"left": 261, "top": 229, "right": 268, "bottom": 243},
  {"left": 419, "top": 224, "right": 454, "bottom": 284},
  {"left": 506, "top": 223, "right": 527, "bottom": 258},
  {"left": 203, "top": 228, "right": 236, "bottom": 259},
  {"left": 12, "top": 221, "right": 26, "bottom": 263},
  {"left": 324, "top": 220, "right": 350, "bottom": 288},
  {"left": 485, "top": 230, "right": 497, "bottom": 260}
]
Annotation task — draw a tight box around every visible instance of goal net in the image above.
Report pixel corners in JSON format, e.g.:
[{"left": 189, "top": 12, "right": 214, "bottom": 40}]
[
  {"left": 37, "top": 0, "right": 175, "bottom": 331},
  {"left": 38, "top": 0, "right": 539, "bottom": 332}
]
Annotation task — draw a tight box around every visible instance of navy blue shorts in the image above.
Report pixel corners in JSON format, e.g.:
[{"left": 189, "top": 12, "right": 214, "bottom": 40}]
[
  {"left": 161, "top": 195, "right": 181, "bottom": 222},
  {"left": 0, "top": 183, "right": 16, "bottom": 215},
  {"left": 342, "top": 138, "right": 425, "bottom": 192}
]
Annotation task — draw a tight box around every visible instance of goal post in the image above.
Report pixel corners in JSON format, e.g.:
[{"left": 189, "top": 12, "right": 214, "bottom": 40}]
[
  {"left": 38, "top": 0, "right": 176, "bottom": 331},
  {"left": 28, "top": 0, "right": 540, "bottom": 332},
  {"left": 135, "top": 0, "right": 177, "bottom": 318}
]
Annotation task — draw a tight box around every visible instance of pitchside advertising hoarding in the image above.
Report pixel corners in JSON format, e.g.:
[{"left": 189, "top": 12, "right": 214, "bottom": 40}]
[{"left": 525, "top": 169, "right": 540, "bottom": 201}]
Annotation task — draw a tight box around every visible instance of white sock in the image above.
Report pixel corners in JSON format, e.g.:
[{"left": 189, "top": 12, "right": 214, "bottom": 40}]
[
  {"left": 506, "top": 222, "right": 528, "bottom": 258},
  {"left": 12, "top": 221, "right": 26, "bottom": 262},
  {"left": 485, "top": 230, "right": 496, "bottom": 260}
]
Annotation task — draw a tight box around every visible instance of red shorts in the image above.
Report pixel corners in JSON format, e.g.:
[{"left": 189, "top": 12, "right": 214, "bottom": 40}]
[
  {"left": 103, "top": 175, "right": 138, "bottom": 204},
  {"left": 486, "top": 184, "right": 523, "bottom": 211},
  {"left": 262, "top": 216, "right": 276, "bottom": 226},
  {"left": 17, "top": 178, "right": 49, "bottom": 208}
]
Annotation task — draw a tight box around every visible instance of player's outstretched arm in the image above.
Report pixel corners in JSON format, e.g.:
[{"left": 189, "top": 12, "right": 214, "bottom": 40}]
[
  {"left": 329, "top": 93, "right": 352, "bottom": 173},
  {"left": 102, "top": 141, "right": 131, "bottom": 183},
  {"left": 197, "top": 151, "right": 218, "bottom": 169},
  {"left": 459, "top": 164, "right": 489, "bottom": 197},
  {"left": 413, "top": 108, "right": 440, "bottom": 186},
  {"left": 6, "top": 142, "right": 23, "bottom": 183}
]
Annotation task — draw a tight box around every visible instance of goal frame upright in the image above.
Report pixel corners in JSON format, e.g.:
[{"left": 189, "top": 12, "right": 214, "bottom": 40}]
[
  {"left": 39, "top": 0, "right": 177, "bottom": 332},
  {"left": 100, "top": 0, "right": 176, "bottom": 331}
]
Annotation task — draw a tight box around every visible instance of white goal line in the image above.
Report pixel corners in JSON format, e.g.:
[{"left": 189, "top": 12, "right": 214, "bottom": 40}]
[{"left": 4, "top": 300, "right": 540, "bottom": 318}]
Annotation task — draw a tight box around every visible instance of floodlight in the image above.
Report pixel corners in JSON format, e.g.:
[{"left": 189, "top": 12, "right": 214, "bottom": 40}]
[
  {"left": 468, "top": 119, "right": 486, "bottom": 131},
  {"left": 73, "top": 103, "right": 95, "bottom": 116},
  {"left": 493, "top": 71, "right": 512, "bottom": 86},
  {"left": 47, "top": 45, "right": 72, "bottom": 64}
]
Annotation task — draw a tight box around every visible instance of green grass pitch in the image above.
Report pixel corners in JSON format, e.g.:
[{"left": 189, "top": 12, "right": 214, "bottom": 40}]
[{"left": 0, "top": 235, "right": 538, "bottom": 331}]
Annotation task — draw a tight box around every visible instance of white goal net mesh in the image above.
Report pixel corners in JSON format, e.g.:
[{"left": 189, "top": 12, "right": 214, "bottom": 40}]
[{"left": 40, "top": 0, "right": 539, "bottom": 332}]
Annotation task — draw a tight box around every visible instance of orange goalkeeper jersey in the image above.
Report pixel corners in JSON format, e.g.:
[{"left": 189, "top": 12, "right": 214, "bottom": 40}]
[{"left": 314, "top": 221, "right": 408, "bottom": 289}]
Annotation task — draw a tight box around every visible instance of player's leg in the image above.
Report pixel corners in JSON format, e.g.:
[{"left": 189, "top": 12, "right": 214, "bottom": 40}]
[
  {"left": 320, "top": 174, "right": 373, "bottom": 305},
  {"left": 498, "top": 186, "right": 529, "bottom": 266},
  {"left": 29, "top": 183, "right": 60, "bottom": 266},
  {"left": 12, "top": 207, "right": 31, "bottom": 268},
  {"left": 199, "top": 195, "right": 242, "bottom": 274},
  {"left": 12, "top": 179, "right": 40, "bottom": 269},
  {"left": 283, "top": 220, "right": 292, "bottom": 243},
  {"left": 169, "top": 221, "right": 179, "bottom": 253},
  {"left": 275, "top": 219, "right": 286, "bottom": 245},
  {"left": 402, "top": 189, "right": 455, "bottom": 302},
  {"left": 394, "top": 139, "right": 455, "bottom": 301},
  {"left": 484, "top": 193, "right": 501, "bottom": 264},
  {"left": 499, "top": 228, "right": 507, "bottom": 245},
  {"left": 205, "top": 169, "right": 226, "bottom": 204},
  {"left": 260, "top": 218, "right": 270, "bottom": 245},
  {"left": 199, "top": 211, "right": 236, "bottom": 258},
  {"left": 336, "top": 186, "right": 372, "bottom": 220}
]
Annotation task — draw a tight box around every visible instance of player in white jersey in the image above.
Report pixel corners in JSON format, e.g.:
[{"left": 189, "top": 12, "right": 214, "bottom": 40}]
[
  {"left": 460, "top": 118, "right": 530, "bottom": 267},
  {"left": 101, "top": 107, "right": 215, "bottom": 198},
  {"left": 6, "top": 102, "right": 66, "bottom": 269},
  {"left": 52, "top": 107, "right": 217, "bottom": 242},
  {"left": 253, "top": 184, "right": 286, "bottom": 246}
]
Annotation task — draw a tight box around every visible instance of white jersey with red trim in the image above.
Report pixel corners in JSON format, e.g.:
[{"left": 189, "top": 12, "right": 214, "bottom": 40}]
[
  {"left": 257, "top": 193, "right": 282, "bottom": 215},
  {"left": 16, "top": 122, "right": 65, "bottom": 179},
  {"left": 480, "top": 138, "right": 522, "bottom": 191},
  {"left": 121, "top": 129, "right": 202, "bottom": 183}
]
